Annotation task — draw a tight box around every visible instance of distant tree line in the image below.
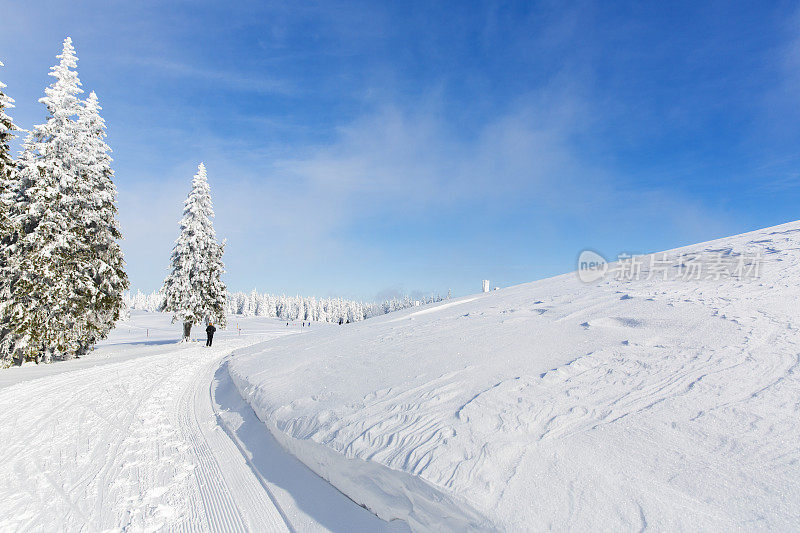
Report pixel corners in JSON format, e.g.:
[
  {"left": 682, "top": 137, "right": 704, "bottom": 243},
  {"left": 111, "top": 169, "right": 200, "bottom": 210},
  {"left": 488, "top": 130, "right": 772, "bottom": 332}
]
[{"left": 124, "top": 289, "right": 446, "bottom": 324}]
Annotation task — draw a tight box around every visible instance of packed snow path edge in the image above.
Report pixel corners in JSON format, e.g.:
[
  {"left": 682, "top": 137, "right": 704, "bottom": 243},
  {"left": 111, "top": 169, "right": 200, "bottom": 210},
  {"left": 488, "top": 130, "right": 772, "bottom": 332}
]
[
  {"left": 227, "top": 363, "right": 492, "bottom": 531},
  {"left": 213, "top": 359, "right": 407, "bottom": 532}
]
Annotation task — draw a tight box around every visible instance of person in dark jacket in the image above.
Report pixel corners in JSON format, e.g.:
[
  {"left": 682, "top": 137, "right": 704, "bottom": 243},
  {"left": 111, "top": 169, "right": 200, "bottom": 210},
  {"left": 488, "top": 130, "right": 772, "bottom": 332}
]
[{"left": 206, "top": 323, "right": 216, "bottom": 346}]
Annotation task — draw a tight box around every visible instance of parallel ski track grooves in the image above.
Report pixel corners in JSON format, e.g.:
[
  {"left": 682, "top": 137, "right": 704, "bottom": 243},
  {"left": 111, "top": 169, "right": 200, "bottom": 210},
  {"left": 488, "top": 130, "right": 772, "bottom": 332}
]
[
  {"left": 177, "top": 346, "right": 291, "bottom": 533},
  {"left": 209, "top": 365, "right": 297, "bottom": 533},
  {"left": 0, "top": 337, "right": 296, "bottom": 532},
  {"left": 178, "top": 355, "right": 248, "bottom": 533}
]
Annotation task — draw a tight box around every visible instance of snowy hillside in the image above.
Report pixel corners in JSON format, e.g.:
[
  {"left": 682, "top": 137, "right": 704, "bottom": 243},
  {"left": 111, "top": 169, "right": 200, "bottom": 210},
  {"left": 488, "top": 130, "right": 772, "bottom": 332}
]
[{"left": 229, "top": 220, "right": 800, "bottom": 531}]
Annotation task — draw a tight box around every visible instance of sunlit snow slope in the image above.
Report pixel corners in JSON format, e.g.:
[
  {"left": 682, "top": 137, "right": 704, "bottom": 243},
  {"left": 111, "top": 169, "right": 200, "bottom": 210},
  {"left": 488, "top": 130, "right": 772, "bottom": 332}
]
[{"left": 230, "top": 220, "right": 800, "bottom": 531}]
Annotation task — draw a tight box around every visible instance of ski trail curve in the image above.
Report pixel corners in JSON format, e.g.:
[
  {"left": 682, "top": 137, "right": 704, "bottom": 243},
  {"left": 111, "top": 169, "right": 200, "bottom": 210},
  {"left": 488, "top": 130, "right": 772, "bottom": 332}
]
[
  {"left": 179, "top": 351, "right": 291, "bottom": 533},
  {"left": 0, "top": 335, "right": 293, "bottom": 532}
]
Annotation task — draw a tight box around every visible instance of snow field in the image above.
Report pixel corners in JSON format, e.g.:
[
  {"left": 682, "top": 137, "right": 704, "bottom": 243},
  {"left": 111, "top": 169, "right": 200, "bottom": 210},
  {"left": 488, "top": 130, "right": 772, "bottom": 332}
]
[{"left": 229, "top": 220, "right": 800, "bottom": 531}]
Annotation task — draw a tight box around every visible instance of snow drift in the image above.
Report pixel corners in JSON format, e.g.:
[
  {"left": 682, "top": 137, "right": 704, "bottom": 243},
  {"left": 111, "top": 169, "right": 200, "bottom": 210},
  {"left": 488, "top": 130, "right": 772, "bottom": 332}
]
[{"left": 229, "top": 221, "right": 800, "bottom": 531}]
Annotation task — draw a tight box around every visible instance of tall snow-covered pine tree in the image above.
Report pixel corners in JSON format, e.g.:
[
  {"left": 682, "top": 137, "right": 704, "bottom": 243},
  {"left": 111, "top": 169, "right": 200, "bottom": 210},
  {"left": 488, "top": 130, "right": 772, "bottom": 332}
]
[
  {"left": 0, "top": 58, "right": 18, "bottom": 252},
  {"left": 1, "top": 38, "right": 88, "bottom": 363},
  {"left": 0, "top": 59, "right": 20, "bottom": 367},
  {"left": 0, "top": 59, "right": 17, "bottom": 230},
  {"left": 68, "top": 90, "right": 129, "bottom": 353},
  {"left": 161, "top": 163, "right": 227, "bottom": 339}
]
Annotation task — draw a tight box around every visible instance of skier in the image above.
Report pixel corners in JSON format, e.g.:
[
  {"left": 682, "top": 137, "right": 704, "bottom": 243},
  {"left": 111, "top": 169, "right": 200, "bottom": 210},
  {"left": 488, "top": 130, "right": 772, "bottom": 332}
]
[{"left": 206, "top": 323, "right": 216, "bottom": 347}]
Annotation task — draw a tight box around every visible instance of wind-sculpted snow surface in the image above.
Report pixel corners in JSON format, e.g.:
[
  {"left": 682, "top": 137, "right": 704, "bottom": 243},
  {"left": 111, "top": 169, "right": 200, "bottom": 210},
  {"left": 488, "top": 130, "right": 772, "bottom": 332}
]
[{"left": 230, "top": 220, "right": 800, "bottom": 531}]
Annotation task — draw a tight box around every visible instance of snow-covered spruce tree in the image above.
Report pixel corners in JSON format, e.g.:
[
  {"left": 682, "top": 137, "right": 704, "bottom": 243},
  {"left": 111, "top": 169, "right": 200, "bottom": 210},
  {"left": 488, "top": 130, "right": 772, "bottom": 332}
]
[
  {"left": 0, "top": 59, "right": 18, "bottom": 232},
  {"left": 0, "top": 38, "right": 95, "bottom": 363},
  {"left": 68, "top": 90, "right": 129, "bottom": 354},
  {"left": 161, "top": 163, "right": 227, "bottom": 340},
  {"left": 0, "top": 59, "right": 20, "bottom": 367}
]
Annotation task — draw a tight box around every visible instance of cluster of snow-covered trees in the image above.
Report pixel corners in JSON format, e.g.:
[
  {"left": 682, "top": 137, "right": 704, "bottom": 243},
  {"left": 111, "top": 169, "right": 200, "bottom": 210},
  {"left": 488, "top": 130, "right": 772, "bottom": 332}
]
[
  {"left": 0, "top": 39, "right": 128, "bottom": 367},
  {"left": 226, "top": 290, "right": 445, "bottom": 323},
  {"left": 124, "top": 289, "right": 445, "bottom": 324},
  {"left": 124, "top": 290, "right": 166, "bottom": 313}
]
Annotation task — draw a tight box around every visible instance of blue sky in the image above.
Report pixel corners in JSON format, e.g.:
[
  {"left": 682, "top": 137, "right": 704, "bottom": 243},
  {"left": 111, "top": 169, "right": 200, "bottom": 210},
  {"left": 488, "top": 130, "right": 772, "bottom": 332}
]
[{"left": 2, "top": 1, "right": 800, "bottom": 300}]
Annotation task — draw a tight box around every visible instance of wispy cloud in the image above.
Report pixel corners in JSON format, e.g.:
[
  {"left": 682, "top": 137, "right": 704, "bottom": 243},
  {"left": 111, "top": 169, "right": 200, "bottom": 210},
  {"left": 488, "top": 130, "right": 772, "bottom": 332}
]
[
  {"left": 124, "top": 56, "right": 295, "bottom": 96},
  {"left": 276, "top": 87, "right": 603, "bottom": 216}
]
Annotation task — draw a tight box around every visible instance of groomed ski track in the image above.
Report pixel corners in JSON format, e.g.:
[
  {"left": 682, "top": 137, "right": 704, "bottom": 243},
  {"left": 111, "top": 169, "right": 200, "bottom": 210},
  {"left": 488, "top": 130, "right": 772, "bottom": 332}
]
[{"left": 0, "top": 319, "right": 399, "bottom": 532}]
